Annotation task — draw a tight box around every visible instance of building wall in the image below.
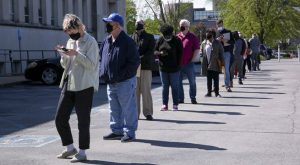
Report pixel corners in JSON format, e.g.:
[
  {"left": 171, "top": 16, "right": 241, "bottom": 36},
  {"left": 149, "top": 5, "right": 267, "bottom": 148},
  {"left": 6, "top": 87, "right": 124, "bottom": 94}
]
[
  {"left": 0, "top": 0, "right": 126, "bottom": 75},
  {"left": 0, "top": 0, "right": 126, "bottom": 50}
]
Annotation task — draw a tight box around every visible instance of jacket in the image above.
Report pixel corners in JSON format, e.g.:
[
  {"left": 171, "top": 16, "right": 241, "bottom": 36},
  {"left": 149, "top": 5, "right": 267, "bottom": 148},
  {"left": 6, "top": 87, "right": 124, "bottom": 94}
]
[
  {"left": 131, "top": 30, "right": 155, "bottom": 70},
  {"left": 99, "top": 31, "right": 140, "bottom": 84},
  {"left": 154, "top": 36, "right": 183, "bottom": 73},
  {"left": 59, "top": 32, "right": 100, "bottom": 92},
  {"left": 217, "top": 28, "right": 235, "bottom": 53},
  {"left": 201, "top": 39, "right": 224, "bottom": 76}
]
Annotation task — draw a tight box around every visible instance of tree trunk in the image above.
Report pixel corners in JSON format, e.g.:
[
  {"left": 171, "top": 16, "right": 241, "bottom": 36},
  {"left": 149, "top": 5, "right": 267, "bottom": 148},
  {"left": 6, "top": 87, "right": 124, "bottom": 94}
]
[{"left": 158, "top": 0, "right": 166, "bottom": 23}]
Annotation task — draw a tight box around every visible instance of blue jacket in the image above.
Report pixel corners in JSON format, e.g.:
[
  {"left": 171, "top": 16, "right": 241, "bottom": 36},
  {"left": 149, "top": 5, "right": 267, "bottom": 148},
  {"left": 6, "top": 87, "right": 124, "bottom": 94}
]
[{"left": 99, "top": 31, "right": 140, "bottom": 84}]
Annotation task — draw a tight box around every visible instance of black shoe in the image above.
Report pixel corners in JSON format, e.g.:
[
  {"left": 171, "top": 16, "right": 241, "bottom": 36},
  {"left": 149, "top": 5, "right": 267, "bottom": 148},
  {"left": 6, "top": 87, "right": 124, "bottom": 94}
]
[
  {"left": 103, "top": 133, "right": 123, "bottom": 140},
  {"left": 239, "top": 80, "right": 243, "bottom": 85},
  {"left": 215, "top": 94, "right": 222, "bottom": 97},
  {"left": 205, "top": 93, "right": 212, "bottom": 97},
  {"left": 121, "top": 134, "right": 135, "bottom": 143},
  {"left": 146, "top": 115, "right": 153, "bottom": 121},
  {"left": 191, "top": 99, "right": 197, "bottom": 104},
  {"left": 178, "top": 100, "right": 184, "bottom": 104}
]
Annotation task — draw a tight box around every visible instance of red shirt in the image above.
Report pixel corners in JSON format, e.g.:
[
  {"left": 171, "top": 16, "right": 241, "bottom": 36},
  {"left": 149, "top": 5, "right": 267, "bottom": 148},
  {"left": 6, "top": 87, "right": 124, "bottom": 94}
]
[{"left": 177, "top": 32, "right": 200, "bottom": 66}]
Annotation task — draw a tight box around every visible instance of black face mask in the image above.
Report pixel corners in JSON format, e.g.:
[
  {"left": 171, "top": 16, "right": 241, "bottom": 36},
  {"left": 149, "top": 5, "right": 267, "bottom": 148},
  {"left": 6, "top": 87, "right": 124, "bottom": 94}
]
[
  {"left": 135, "top": 23, "right": 144, "bottom": 31},
  {"left": 69, "top": 32, "right": 81, "bottom": 40},
  {"left": 180, "top": 26, "right": 185, "bottom": 32},
  {"left": 106, "top": 23, "right": 113, "bottom": 33}
]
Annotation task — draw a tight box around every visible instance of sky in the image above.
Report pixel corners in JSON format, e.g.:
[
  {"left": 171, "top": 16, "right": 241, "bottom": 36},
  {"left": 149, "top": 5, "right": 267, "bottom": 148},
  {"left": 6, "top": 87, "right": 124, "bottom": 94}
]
[{"left": 134, "top": 0, "right": 213, "bottom": 19}]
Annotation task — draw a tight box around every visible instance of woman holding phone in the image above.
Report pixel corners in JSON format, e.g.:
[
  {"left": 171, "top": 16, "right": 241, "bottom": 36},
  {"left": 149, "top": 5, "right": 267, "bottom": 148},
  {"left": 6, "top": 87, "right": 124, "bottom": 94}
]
[{"left": 55, "top": 14, "right": 99, "bottom": 163}]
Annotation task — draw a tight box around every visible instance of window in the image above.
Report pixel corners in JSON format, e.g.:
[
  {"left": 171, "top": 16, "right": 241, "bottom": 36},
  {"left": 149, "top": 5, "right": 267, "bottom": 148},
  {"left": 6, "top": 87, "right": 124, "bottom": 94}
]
[
  {"left": 194, "top": 10, "right": 220, "bottom": 21},
  {"left": 10, "top": 0, "right": 15, "bottom": 21},
  {"left": 24, "top": 0, "right": 29, "bottom": 23},
  {"left": 38, "top": 0, "right": 43, "bottom": 24},
  {"left": 73, "top": 0, "right": 78, "bottom": 15},
  {"left": 51, "top": 0, "right": 57, "bottom": 25}
]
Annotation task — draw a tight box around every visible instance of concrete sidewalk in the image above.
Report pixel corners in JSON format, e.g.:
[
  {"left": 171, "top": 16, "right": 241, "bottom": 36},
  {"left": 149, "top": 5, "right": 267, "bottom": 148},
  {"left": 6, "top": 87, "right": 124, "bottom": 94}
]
[
  {"left": 0, "top": 59, "right": 300, "bottom": 165},
  {"left": 0, "top": 75, "right": 27, "bottom": 86}
]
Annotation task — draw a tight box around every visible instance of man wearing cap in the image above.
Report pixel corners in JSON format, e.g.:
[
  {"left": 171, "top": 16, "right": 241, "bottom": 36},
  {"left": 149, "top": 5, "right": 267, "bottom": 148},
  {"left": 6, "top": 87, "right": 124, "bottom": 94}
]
[
  {"left": 131, "top": 20, "right": 155, "bottom": 120},
  {"left": 99, "top": 13, "right": 140, "bottom": 142},
  {"left": 177, "top": 19, "right": 200, "bottom": 104}
]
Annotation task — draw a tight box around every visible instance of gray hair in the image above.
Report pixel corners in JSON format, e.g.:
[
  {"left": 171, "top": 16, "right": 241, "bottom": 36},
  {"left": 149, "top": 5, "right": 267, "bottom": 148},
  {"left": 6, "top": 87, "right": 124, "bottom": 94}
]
[
  {"left": 179, "top": 19, "right": 190, "bottom": 27},
  {"left": 62, "top": 14, "right": 85, "bottom": 32}
]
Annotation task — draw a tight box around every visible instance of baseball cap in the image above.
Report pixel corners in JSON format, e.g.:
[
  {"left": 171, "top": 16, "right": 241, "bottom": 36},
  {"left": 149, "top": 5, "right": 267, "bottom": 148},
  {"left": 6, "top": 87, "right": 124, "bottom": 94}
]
[{"left": 102, "top": 13, "right": 124, "bottom": 27}]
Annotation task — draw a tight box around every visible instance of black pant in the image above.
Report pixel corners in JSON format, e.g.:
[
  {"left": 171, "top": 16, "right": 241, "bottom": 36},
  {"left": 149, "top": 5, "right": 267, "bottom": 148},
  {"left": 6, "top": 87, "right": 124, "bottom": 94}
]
[
  {"left": 243, "top": 56, "right": 251, "bottom": 76},
  {"left": 207, "top": 70, "right": 219, "bottom": 95},
  {"left": 55, "top": 82, "right": 94, "bottom": 149}
]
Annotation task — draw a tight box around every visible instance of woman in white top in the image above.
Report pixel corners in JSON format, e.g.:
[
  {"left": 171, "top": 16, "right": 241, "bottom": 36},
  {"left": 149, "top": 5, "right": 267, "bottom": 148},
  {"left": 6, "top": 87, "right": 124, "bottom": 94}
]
[{"left": 55, "top": 14, "right": 99, "bottom": 163}]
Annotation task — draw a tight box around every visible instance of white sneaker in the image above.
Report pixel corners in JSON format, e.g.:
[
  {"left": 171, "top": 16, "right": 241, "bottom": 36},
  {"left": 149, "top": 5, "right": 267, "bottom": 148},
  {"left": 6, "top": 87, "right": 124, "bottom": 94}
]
[
  {"left": 70, "top": 153, "right": 87, "bottom": 163},
  {"left": 57, "top": 148, "right": 77, "bottom": 159}
]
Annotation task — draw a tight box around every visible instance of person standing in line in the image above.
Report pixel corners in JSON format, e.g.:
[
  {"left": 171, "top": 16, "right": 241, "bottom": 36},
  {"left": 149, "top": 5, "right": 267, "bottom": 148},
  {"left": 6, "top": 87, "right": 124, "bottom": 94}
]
[
  {"left": 202, "top": 29, "right": 224, "bottom": 97},
  {"left": 216, "top": 19, "right": 235, "bottom": 92},
  {"left": 99, "top": 13, "right": 140, "bottom": 142},
  {"left": 155, "top": 24, "right": 183, "bottom": 111},
  {"left": 177, "top": 19, "right": 200, "bottom": 104},
  {"left": 231, "top": 31, "right": 245, "bottom": 85},
  {"left": 249, "top": 33, "right": 261, "bottom": 71},
  {"left": 131, "top": 20, "right": 155, "bottom": 121},
  {"left": 55, "top": 14, "right": 100, "bottom": 162}
]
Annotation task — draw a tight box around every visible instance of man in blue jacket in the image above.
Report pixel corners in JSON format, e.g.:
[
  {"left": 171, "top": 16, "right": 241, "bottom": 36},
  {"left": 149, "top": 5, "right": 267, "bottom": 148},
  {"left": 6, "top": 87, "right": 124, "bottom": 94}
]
[{"left": 99, "top": 13, "right": 140, "bottom": 142}]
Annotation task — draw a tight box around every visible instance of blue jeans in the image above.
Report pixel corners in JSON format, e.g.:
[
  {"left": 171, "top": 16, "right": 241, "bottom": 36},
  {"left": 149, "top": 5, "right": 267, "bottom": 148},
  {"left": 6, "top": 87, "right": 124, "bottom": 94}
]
[
  {"left": 223, "top": 51, "right": 232, "bottom": 87},
  {"left": 179, "top": 63, "right": 197, "bottom": 101},
  {"left": 160, "top": 71, "right": 180, "bottom": 106},
  {"left": 107, "top": 77, "right": 138, "bottom": 138}
]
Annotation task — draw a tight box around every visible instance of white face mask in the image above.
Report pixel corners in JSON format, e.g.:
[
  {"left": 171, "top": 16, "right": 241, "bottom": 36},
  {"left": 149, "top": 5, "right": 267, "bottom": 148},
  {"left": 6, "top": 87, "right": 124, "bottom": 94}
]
[{"left": 217, "top": 27, "right": 224, "bottom": 31}]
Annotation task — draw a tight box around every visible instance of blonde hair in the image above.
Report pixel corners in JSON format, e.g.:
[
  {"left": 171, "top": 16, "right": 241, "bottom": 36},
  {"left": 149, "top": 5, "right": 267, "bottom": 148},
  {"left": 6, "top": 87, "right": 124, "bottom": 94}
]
[{"left": 62, "top": 14, "right": 85, "bottom": 32}]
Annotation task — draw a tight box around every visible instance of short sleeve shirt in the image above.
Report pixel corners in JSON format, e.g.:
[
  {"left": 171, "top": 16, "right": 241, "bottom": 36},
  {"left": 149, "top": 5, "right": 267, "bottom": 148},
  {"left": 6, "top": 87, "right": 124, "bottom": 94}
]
[{"left": 177, "top": 32, "right": 200, "bottom": 66}]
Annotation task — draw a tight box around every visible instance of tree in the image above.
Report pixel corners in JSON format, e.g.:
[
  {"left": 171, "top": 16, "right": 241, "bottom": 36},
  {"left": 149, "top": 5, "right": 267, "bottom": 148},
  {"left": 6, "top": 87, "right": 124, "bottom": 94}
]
[
  {"left": 144, "top": 18, "right": 161, "bottom": 35},
  {"left": 190, "top": 22, "right": 207, "bottom": 42},
  {"left": 144, "top": 0, "right": 192, "bottom": 33},
  {"left": 220, "top": 0, "right": 300, "bottom": 46},
  {"left": 126, "top": 0, "right": 137, "bottom": 35}
]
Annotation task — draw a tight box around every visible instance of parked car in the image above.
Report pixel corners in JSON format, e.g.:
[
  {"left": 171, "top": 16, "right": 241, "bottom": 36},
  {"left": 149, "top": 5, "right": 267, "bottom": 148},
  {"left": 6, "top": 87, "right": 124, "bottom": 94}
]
[{"left": 25, "top": 57, "right": 63, "bottom": 85}]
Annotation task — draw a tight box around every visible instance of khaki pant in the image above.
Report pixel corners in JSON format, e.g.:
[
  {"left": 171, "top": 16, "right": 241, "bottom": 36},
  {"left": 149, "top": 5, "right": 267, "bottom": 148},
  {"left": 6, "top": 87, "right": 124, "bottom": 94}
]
[{"left": 136, "top": 70, "right": 153, "bottom": 117}]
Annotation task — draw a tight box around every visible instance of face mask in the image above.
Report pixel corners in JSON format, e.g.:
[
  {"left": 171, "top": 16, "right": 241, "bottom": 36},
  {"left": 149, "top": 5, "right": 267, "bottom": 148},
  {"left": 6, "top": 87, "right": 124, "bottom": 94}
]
[
  {"left": 135, "top": 23, "right": 144, "bottom": 31},
  {"left": 106, "top": 23, "right": 113, "bottom": 33},
  {"left": 163, "top": 35, "right": 172, "bottom": 42},
  {"left": 180, "top": 26, "right": 185, "bottom": 32},
  {"left": 69, "top": 32, "right": 81, "bottom": 40},
  {"left": 217, "top": 27, "right": 224, "bottom": 31}
]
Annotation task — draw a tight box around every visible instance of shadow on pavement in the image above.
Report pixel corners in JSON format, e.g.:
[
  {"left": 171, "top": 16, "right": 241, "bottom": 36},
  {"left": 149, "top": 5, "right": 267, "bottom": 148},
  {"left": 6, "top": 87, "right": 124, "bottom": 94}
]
[
  {"left": 177, "top": 110, "right": 244, "bottom": 115},
  {"left": 151, "top": 118, "right": 226, "bottom": 124},
  {"left": 221, "top": 96, "right": 272, "bottom": 99},
  {"left": 198, "top": 103, "right": 259, "bottom": 107},
  {"left": 242, "top": 83, "right": 283, "bottom": 86},
  {"left": 233, "top": 86, "right": 277, "bottom": 89},
  {"left": 135, "top": 139, "right": 227, "bottom": 151},
  {"left": 84, "top": 160, "right": 156, "bottom": 165},
  {"left": 232, "top": 91, "right": 286, "bottom": 95}
]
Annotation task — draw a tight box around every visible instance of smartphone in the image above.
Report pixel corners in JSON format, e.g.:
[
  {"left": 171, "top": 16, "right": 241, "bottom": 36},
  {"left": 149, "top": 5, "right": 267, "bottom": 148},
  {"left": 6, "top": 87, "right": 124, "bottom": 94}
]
[{"left": 58, "top": 47, "right": 69, "bottom": 52}]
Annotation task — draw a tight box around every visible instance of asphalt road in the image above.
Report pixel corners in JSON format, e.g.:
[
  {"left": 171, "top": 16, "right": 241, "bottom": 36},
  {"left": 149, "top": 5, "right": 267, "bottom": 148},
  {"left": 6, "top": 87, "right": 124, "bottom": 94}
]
[{"left": 0, "top": 59, "right": 300, "bottom": 165}]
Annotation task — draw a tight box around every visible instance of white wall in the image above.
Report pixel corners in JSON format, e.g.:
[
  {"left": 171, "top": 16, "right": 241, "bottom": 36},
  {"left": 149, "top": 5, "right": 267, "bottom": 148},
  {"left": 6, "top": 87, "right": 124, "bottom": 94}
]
[{"left": 0, "top": 25, "right": 68, "bottom": 50}]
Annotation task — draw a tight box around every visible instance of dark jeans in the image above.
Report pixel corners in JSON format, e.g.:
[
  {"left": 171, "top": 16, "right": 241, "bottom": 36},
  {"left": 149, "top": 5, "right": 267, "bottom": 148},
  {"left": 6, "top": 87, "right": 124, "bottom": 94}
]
[
  {"left": 160, "top": 71, "right": 180, "bottom": 106},
  {"left": 207, "top": 70, "right": 220, "bottom": 95},
  {"left": 55, "top": 82, "right": 94, "bottom": 150}
]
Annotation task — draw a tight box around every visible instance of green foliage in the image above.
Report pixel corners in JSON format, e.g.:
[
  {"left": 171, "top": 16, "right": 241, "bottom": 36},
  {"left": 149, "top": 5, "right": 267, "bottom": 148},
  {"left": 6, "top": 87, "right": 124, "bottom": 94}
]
[
  {"left": 220, "top": 0, "right": 300, "bottom": 47},
  {"left": 144, "top": 18, "right": 161, "bottom": 35},
  {"left": 126, "top": 0, "right": 137, "bottom": 35}
]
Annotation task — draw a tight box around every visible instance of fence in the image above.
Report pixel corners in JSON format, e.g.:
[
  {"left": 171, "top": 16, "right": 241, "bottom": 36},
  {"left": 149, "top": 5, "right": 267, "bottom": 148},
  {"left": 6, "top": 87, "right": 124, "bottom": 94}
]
[{"left": 0, "top": 49, "right": 59, "bottom": 76}]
